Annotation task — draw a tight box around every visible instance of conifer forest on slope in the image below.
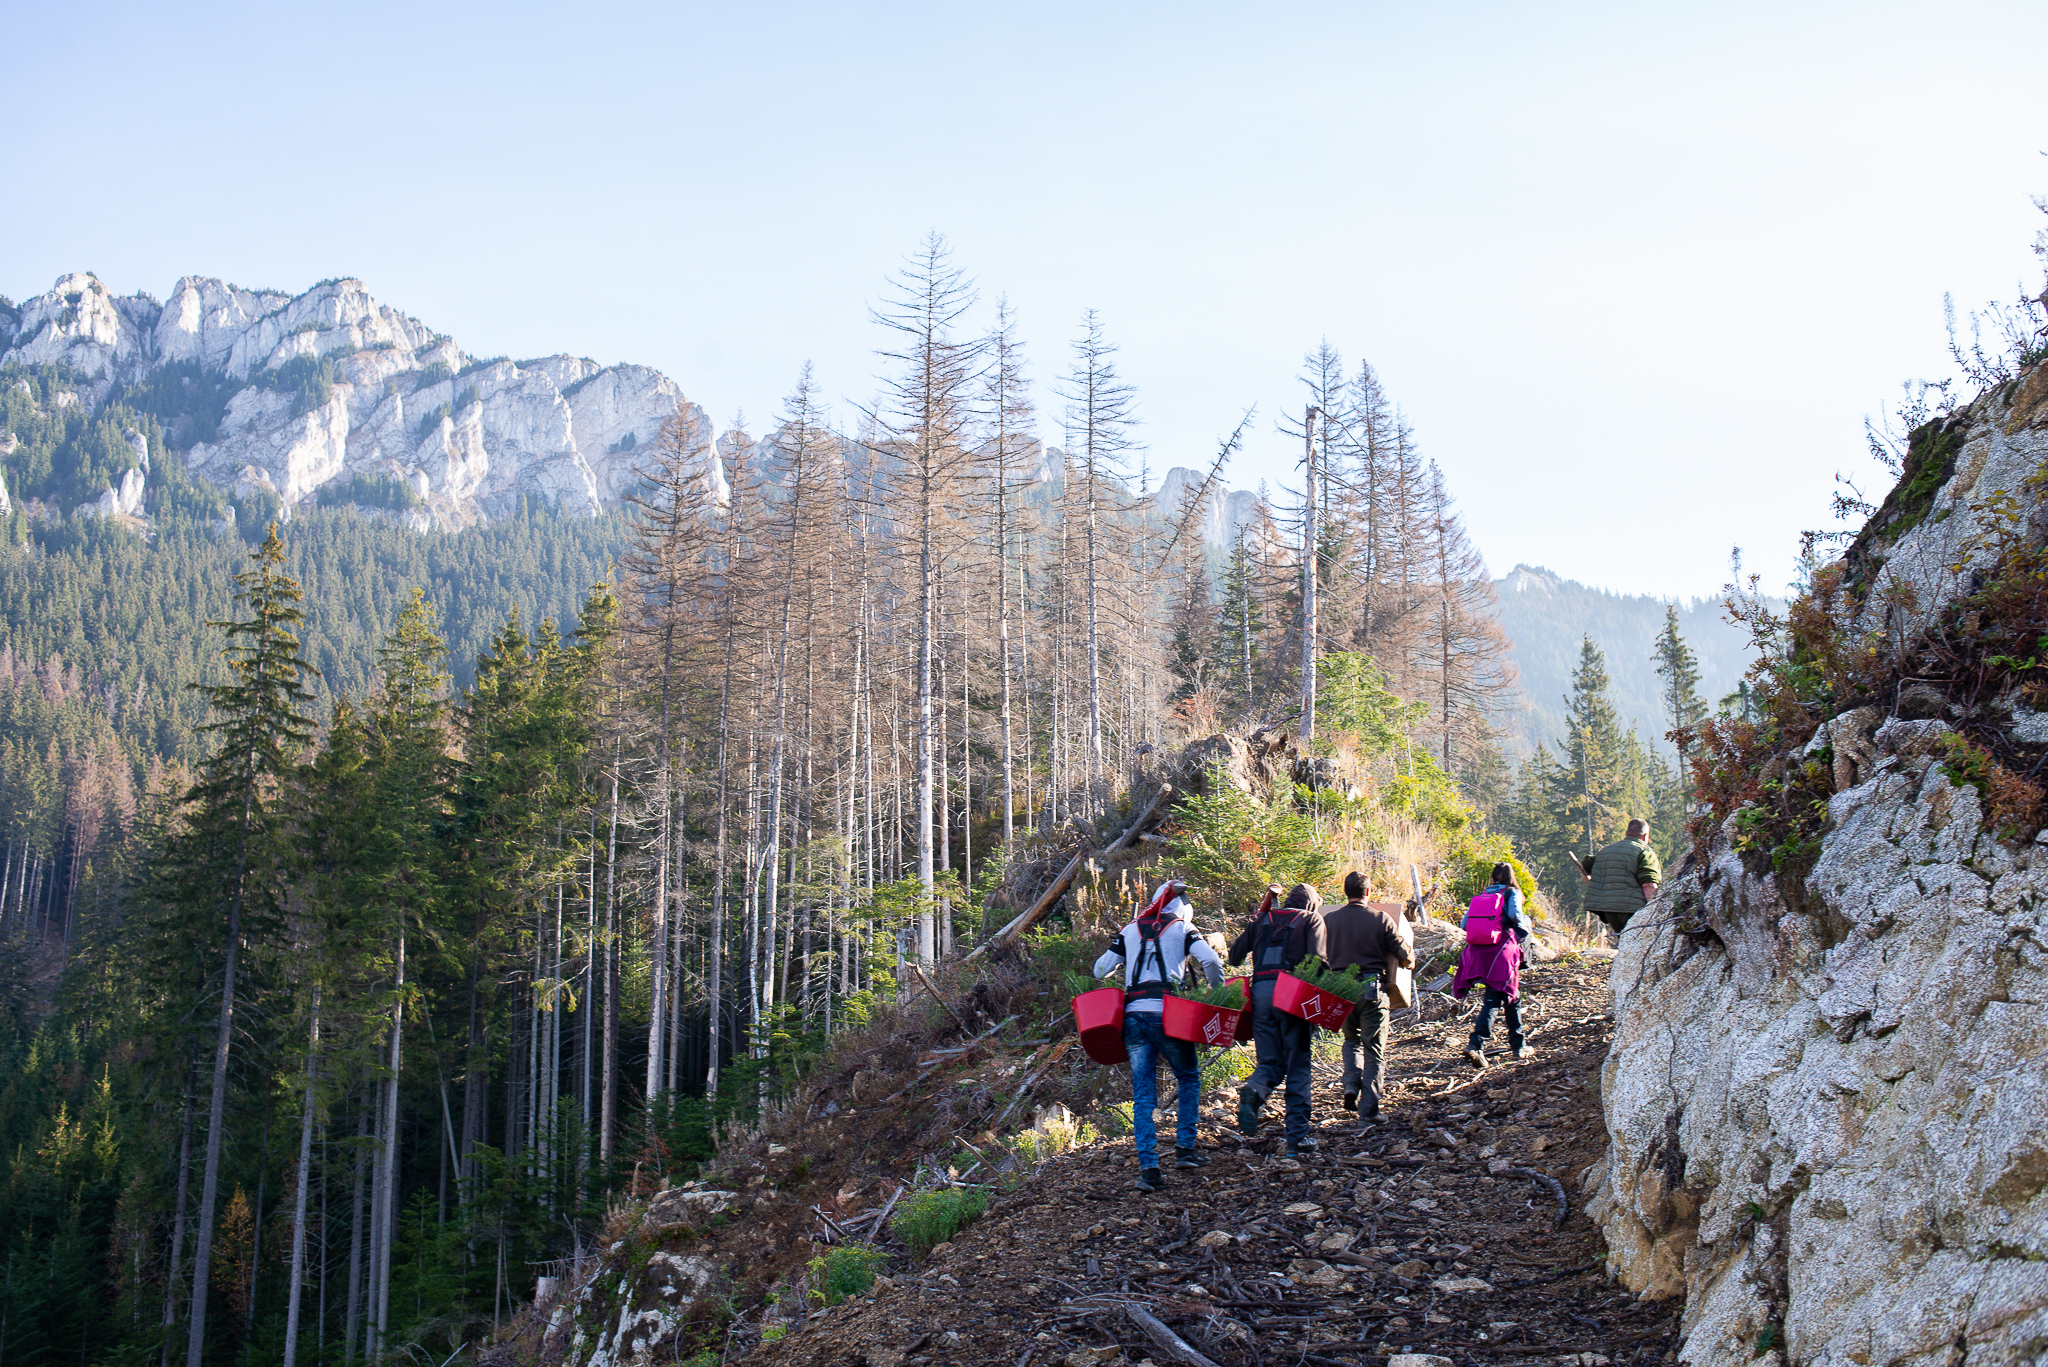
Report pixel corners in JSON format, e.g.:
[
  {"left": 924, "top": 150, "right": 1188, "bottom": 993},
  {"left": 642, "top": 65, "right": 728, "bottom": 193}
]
[{"left": 0, "top": 238, "right": 1706, "bottom": 1365}]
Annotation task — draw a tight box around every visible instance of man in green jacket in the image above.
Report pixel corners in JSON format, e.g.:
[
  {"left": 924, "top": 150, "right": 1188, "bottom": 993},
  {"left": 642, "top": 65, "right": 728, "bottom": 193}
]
[{"left": 1581, "top": 819, "right": 1661, "bottom": 936}]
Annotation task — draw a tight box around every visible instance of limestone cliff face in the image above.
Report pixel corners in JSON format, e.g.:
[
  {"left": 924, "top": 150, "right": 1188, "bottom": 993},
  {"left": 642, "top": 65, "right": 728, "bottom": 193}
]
[
  {"left": 1587, "top": 371, "right": 2048, "bottom": 1365},
  {"left": 1, "top": 271, "right": 705, "bottom": 529}
]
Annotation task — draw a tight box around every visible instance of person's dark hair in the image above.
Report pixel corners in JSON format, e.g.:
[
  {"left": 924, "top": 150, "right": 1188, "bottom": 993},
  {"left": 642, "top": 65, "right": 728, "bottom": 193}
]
[
  {"left": 1626, "top": 818, "right": 1649, "bottom": 839},
  {"left": 1491, "top": 862, "right": 1515, "bottom": 888},
  {"left": 1343, "top": 871, "right": 1366, "bottom": 900}
]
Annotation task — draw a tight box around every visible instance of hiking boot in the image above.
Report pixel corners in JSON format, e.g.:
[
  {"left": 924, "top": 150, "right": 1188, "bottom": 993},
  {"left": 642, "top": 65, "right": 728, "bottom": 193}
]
[
  {"left": 1512, "top": 1042, "right": 1532, "bottom": 1061},
  {"left": 1174, "top": 1147, "right": 1210, "bottom": 1169},
  {"left": 1342, "top": 1089, "right": 1360, "bottom": 1113},
  {"left": 1286, "top": 1135, "right": 1319, "bottom": 1158},
  {"left": 1136, "top": 1167, "right": 1164, "bottom": 1192},
  {"left": 1464, "top": 1045, "right": 1486, "bottom": 1069},
  {"left": 1236, "top": 1088, "right": 1262, "bottom": 1135}
]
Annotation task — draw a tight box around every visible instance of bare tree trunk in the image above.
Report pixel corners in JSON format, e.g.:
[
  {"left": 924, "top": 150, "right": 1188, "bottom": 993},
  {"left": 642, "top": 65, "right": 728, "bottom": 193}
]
[
  {"left": 1300, "top": 405, "right": 1321, "bottom": 743},
  {"left": 282, "top": 980, "right": 321, "bottom": 1367},
  {"left": 160, "top": 1049, "right": 196, "bottom": 1367},
  {"left": 600, "top": 771, "right": 619, "bottom": 1162},
  {"left": 185, "top": 785, "right": 256, "bottom": 1367},
  {"left": 370, "top": 930, "right": 404, "bottom": 1354},
  {"left": 344, "top": 1105, "right": 367, "bottom": 1362},
  {"left": 583, "top": 819, "right": 596, "bottom": 1125}
]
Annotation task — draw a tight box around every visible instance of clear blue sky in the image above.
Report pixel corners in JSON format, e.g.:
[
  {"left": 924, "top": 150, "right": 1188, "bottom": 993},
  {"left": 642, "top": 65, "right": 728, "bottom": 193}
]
[{"left": 5, "top": 0, "right": 2044, "bottom": 599}]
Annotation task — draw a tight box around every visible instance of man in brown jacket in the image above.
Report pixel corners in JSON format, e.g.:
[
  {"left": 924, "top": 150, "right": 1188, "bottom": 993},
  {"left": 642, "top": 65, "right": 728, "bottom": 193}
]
[{"left": 1321, "top": 871, "right": 1414, "bottom": 1120}]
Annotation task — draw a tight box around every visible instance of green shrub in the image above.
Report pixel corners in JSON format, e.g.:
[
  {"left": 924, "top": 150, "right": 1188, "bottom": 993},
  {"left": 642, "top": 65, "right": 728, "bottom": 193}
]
[
  {"left": 1010, "top": 1107, "right": 1097, "bottom": 1166},
  {"left": 1200, "top": 1045, "right": 1253, "bottom": 1094},
  {"left": 890, "top": 1188, "right": 989, "bottom": 1256},
  {"left": 1168, "top": 766, "right": 1338, "bottom": 911}
]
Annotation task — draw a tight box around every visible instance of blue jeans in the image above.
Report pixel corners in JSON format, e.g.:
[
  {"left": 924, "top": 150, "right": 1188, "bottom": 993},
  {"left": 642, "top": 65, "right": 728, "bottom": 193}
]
[{"left": 1124, "top": 1011, "right": 1200, "bottom": 1167}]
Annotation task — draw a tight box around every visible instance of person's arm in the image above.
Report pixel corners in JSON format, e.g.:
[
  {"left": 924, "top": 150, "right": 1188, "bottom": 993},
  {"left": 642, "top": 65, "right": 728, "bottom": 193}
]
[
  {"left": 1227, "top": 922, "right": 1253, "bottom": 967},
  {"left": 1303, "top": 913, "right": 1329, "bottom": 962},
  {"left": 1503, "top": 887, "right": 1527, "bottom": 934},
  {"left": 1187, "top": 929, "right": 1226, "bottom": 987},
  {"left": 1637, "top": 845, "right": 1663, "bottom": 901},
  {"left": 1092, "top": 930, "right": 1126, "bottom": 980}
]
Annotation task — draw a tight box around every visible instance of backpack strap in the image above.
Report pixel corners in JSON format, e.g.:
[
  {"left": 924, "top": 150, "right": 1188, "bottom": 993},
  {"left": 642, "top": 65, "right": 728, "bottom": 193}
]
[
  {"left": 1124, "top": 914, "right": 1173, "bottom": 1003},
  {"left": 1252, "top": 906, "right": 1301, "bottom": 982}
]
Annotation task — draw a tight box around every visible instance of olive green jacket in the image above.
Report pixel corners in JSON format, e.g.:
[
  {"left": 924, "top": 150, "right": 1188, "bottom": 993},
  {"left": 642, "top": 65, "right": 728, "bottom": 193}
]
[{"left": 1582, "top": 838, "right": 1661, "bottom": 916}]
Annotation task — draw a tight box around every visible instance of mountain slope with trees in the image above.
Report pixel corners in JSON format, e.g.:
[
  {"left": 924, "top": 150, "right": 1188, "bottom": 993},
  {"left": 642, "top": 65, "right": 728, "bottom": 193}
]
[
  {"left": 0, "top": 235, "right": 1705, "bottom": 1365},
  {"left": 1492, "top": 563, "right": 1777, "bottom": 759}
]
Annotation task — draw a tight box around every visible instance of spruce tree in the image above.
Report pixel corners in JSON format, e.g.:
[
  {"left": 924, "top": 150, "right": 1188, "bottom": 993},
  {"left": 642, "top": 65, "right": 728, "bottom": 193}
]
[
  {"left": 1217, "top": 529, "right": 1264, "bottom": 716},
  {"left": 1653, "top": 605, "right": 1708, "bottom": 806},
  {"left": 1553, "top": 635, "right": 1631, "bottom": 855},
  {"left": 182, "top": 525, "right": 316, "bottom": 1367}
]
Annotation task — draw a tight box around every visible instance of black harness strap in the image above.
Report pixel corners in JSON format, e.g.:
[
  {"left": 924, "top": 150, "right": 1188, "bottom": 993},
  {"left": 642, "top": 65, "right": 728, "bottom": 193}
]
[
  {"left": 1124, "top": 914, "right": 1173, "bottom": 1003},
  {"left": 1251, "top": 907, "right": 1304, "bottom": 983}
]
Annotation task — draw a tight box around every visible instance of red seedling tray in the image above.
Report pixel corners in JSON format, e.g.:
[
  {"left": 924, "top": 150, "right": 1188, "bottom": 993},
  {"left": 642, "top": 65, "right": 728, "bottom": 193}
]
[
  {"left": 1230, "top": 977, "right": 1254, "bottom": 1045},
  {"left": 1073, "top": 986, "right": 1128, "bottom": 1065},
  {"left": 1271, "top": 970, "right": 1356, "bottom": 1032},
  {"left": 1161, "top": 977, "right": 1250, "bottom": 1047}
]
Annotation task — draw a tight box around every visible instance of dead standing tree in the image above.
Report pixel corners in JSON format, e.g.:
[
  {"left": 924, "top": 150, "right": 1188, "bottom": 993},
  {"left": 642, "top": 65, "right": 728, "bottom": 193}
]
[
  {"left": 870, "top": 232, "right": 984, "bottom": 964},
  {"left": 1056, "top": 310, "right": 1139, "bottom": 817}
]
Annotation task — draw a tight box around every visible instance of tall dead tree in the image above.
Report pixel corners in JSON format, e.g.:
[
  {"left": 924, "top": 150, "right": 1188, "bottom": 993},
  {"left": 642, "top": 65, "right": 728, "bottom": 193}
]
[
  {"left": 871, "top": 232, "right": 981, "bottom": 963},
  {"left": 1056, "top": 310, "right": 1138, "bottom": 813}
]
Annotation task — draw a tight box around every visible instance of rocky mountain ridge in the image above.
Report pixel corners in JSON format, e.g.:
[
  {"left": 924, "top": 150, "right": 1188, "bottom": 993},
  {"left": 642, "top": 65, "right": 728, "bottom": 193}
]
[
  {"left": 1587, "top": 362, "right": 2048, "bottom": 1365},
  {"left": 2, "top": 271, "right": 703, "bottom": 530},
  {"left": 2, "top": 271, "right": 1279, "bottom": 540}
]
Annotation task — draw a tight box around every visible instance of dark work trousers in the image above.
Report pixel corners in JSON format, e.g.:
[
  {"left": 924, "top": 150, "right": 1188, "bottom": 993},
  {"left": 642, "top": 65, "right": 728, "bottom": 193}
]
[
  {"left": 1341, "top": 982, "right": 1389, "bottom": 1116},
  {"left": 1596, "top": 908, "right": 1636, "bottom": 935},
  {"left": 1244, "top": 979, "right": 1314, "bottom": 1145},
  {"left": 1470, "top": 987, "right": 1524, "bottom": 1050}
]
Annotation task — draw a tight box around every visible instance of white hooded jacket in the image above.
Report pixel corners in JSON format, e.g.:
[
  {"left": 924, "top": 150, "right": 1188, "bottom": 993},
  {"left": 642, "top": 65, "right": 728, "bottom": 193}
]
[{"left": 1093, "top": 881, "right": 1226, "bottom": 1014}]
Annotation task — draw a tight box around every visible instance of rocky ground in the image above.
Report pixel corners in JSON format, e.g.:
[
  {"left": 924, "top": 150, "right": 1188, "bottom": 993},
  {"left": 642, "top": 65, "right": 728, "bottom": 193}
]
[{"left": 754, "top": 956, "right": 1677, "bottom": 1367}]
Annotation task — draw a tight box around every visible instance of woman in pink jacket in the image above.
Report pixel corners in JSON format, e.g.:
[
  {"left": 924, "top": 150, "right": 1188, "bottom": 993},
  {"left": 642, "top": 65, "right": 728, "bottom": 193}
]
[{"left": 1451, "top": 862, "right": 1529, "bottom": 1068}]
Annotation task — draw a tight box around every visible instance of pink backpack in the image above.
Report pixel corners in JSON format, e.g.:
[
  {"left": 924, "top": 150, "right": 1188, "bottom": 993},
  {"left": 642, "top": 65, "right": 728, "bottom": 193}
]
[{"left": 1464, "top": 890, "right": 1506, "bottom": 946}]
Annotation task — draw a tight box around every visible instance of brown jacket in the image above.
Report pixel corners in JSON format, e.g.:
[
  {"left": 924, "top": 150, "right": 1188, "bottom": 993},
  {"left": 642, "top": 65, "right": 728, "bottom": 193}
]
[{"left": 1320, "top": 899, "right": 1414, "bottom": 977}]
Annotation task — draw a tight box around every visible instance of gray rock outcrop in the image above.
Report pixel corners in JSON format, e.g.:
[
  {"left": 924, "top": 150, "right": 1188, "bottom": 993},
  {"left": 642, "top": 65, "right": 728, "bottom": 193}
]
[{"left": 1587, "top": 370, "right": 2048, "bottom": 1364}]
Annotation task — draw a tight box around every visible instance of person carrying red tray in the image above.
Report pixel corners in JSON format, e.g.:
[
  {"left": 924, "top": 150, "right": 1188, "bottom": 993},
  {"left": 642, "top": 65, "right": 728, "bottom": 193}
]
[
  {"left": 1227, "top": 882, "right": 1329, "bottom": 1157},
  {"left": 1092, "top": 879, "right": 1226, "bottom": 1192}
]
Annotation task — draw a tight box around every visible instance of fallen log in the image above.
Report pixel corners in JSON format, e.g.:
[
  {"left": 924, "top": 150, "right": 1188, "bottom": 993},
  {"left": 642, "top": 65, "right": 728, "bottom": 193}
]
[
  {"left": 1122, "top": 1300, "right": 1225, "bottom": 1367},
  {"left": 972, "top": 784, "right": 1177, "bottom": 954}
]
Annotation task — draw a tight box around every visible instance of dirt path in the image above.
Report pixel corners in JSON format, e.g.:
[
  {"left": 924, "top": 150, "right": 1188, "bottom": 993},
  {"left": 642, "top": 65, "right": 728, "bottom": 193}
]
[{"left": 758, "top": 959, "right": 1680, "bottom": 1367}]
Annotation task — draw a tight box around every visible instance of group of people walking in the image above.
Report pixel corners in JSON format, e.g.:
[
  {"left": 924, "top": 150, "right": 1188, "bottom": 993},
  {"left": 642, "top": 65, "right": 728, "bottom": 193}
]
[{"left": 1090, "top": 824, "right": 1661, "bottom": 1191}]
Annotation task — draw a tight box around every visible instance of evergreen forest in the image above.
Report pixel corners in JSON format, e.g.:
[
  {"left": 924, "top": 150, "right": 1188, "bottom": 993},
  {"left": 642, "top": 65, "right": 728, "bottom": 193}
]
[{"left": 0, "top": 236, "right": 1713, "bottom": 1365}]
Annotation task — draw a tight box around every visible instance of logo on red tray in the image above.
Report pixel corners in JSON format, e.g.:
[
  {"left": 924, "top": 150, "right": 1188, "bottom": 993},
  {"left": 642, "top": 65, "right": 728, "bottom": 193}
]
[
  {"left": 1203, "top": 1013, "right": 1228, "bottom": 1043},
  {"left": 1300, "top": 993, "right": 1324, "bottom": 1019}
]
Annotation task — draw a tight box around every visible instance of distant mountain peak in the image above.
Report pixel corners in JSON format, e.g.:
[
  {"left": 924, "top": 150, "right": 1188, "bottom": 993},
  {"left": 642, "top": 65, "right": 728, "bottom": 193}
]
[
  {"left": 1499, "top": 564, "right": 1564, "bottom": 595},
  {"left": 1, "top": 271, "right": 706, "bottom": 532}
]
